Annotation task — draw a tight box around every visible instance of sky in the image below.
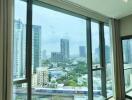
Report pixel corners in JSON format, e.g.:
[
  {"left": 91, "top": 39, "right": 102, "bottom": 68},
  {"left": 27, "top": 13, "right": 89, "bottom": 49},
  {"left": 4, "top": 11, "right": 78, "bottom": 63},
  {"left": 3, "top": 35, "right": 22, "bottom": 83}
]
[{"left": 15, "top": 0, "right": 110, "bottom": 56}]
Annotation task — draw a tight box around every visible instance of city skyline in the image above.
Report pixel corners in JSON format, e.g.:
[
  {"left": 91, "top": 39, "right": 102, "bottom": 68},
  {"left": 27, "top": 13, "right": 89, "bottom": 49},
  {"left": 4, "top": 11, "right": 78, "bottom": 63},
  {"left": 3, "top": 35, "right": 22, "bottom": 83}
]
[
  {"left": 15, "top": 1, "right": 111, "bottom": 57},
  {"left": 13, "top": 19, "right": 110, "bottom": 65}
]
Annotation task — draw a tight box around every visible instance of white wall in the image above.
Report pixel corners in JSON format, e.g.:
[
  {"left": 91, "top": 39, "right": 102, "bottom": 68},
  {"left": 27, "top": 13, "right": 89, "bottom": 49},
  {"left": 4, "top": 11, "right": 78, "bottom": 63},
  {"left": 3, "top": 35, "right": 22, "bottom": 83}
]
[
  {"left": 39, "top": 0, "right": 108, "bottom": 22},
  {"left": 120, "top": 14, "right": 132, "bottom": 36}
]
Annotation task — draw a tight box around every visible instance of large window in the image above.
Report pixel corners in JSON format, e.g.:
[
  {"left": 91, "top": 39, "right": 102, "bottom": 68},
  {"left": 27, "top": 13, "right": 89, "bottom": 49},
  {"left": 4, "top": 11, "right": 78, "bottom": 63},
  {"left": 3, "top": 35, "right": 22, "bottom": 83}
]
[
  {"left": 91, "top": 21, "right": 100, "bottom": 68},
  {"left": 13, "top": 0, "right": 27, "bottom": 99},
  {"left": 91, "top": 21, "right": 103, "bottom": 99},
  {"left": 32, "top": 4, "right": 88, "bottom": 100},
  {"left": 13, "top": 0, "right": 112, "bottom": 100},
  {"left": 13, "top": 0, "right": 27, "bottom": 80},
  {"left": 104, "top": 25, "right": 113, "bottom": 97},
  {"left": 122, "top": 39, "right": 132, "bottom": 98}
]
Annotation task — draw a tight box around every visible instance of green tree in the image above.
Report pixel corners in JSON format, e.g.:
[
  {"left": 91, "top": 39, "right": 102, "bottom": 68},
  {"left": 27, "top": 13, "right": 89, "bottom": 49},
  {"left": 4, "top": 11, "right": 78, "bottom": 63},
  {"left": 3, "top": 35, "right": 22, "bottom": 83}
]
[
  {"left": 64, "top": 80, "right": 77, "bottom": 86},
  {"left": 42, "top": 59, "right": 50, "bottom": 66}
]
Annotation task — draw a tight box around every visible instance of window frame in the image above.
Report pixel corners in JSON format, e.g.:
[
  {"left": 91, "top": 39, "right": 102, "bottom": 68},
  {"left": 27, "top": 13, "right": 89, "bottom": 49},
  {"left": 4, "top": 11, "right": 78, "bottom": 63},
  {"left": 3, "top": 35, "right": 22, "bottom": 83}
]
[
  {"left": 121, "top": 36, "right": 132, "bottom": 99},
  {"left": 13, "top": 0, "right": 111, "bottom": 100}
]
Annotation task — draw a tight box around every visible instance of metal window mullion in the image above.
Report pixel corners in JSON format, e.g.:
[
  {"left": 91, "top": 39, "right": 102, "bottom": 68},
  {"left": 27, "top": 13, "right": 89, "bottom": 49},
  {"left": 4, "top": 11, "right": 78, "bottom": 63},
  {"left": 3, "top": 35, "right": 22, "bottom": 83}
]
[
  {"left": 99, "top": 22, "right": 107, "bottom": 98},
  {"left": 2, "top": 0, "right": 8, "bottom": 100},
  {"left": 92, "top": 68, "right": 102, "bottom": 71},
  {"left": 86, "top": 19, "right": 93, "bottom": 100},
  {"left": 13, "top": 79, "right": 28, "bottom": 84},
  {"left": 26, "top": 0, "right": 32, "bottom": 100},
  {"left": 126, "top": 95, "right": 132, "bottom": 99}
]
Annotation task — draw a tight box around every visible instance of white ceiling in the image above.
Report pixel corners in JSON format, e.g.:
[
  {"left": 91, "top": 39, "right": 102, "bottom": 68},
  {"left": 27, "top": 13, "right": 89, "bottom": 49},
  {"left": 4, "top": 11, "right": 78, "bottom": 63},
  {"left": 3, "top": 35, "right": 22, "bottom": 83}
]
[{"left": 67, "top": 0, "right": 132, "bottom": 19}]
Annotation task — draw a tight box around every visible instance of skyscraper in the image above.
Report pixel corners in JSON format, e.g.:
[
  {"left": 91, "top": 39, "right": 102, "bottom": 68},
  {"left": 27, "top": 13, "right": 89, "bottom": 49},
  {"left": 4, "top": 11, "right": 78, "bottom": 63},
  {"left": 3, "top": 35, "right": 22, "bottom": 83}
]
[
  {"left": 42, "top": 49, "right": 47, "bottom": 60},
  {"left": 14, "top": 20, "right": 41, "bottom": 76},
  {"left": 123, "top": 40, "right": 132, "bottom": 63},
  {"left": 79, "top": 46, "right": 86, "bottom": 57},
  {"left": 14, "top": 20, "right": 26, "bottom": 78},
  {"left": 32, "top": 25, "right": 41, "bottom": 73},
  {"left": 60, "top": 39, "right": 69, "bottom": 59}
]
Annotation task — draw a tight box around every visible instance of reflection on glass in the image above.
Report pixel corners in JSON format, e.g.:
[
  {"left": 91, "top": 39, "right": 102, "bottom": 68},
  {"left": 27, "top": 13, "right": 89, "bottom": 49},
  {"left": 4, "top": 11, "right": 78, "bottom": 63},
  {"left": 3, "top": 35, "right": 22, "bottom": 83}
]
[
  {"left": 32, "top": 4, "right": 88, "bottom": 100},
  {"left": 13, "top": 83, "right": 27, "bottom": 100},
  {"left": 104, "top": 25, "right": 113, "bottom": 97},
  {"left": 123, "top": 39, "right": 132, "bottom": 97},
  {"left": 91, "top": 21, "right": 100, "bottom": 69},
  {"left": 13, "top": 0, "right": 27, "bottom": 80}
]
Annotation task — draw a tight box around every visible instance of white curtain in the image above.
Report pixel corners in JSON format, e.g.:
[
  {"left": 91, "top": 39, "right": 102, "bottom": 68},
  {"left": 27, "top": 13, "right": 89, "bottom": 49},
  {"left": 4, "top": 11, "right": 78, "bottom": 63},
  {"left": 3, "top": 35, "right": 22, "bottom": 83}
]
[{"left": 0, "top": 0, "right": 13, "bottom": 100}]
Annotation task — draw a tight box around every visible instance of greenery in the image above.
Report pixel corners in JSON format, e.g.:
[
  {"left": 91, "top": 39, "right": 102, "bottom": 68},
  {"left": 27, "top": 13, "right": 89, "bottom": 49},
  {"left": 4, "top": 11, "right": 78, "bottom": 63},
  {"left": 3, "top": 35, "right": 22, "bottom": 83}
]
[
  {"left": 64, "top": 79, "right": 77, "bottom": 86},
  {"left": 55, "top": 61, "right": 88, "bottom": 87}
]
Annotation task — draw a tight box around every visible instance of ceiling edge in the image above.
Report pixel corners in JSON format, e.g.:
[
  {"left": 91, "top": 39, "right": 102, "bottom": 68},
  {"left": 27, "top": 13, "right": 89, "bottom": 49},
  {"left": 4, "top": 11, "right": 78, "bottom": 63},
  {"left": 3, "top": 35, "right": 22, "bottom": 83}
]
[{"left": 37, "top": 0, "right": 109, "bottom": 22}]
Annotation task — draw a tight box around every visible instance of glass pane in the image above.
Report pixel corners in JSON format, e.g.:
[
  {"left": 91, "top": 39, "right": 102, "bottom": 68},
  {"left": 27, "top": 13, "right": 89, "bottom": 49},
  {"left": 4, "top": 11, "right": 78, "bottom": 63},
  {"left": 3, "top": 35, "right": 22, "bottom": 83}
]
[
  {"left": 13, "top": 0, "right": 27, "bottom": 80},
  {"left": 13, "top": 83, "right": 27, "bottom": 100},
  {"left": 32, "top": 4, "right": 88, "bottom": 100},
  {"left": 91, "top": 21, "right": 100, "bottom": 69},
  {"left": 91, "top": 21, "right": 103, "bottom": 99},
  {"left": 104, "top": 25, "right": 113, "bottom": 97},
  {"left": 122, "top": 39, "right": 132, "bottom": 97},
  {"left": 93, "top": 71, "right": 104, "bottom": 100}
]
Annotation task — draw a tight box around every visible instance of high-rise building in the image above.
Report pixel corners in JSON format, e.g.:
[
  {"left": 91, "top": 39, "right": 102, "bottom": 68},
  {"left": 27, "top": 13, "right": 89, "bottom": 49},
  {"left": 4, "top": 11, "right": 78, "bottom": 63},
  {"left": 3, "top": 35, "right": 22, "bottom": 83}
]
[
  {"left": 51, "top": 52, "right": 64, "bottom": 62},
  {"left": 36, "top": 67, "right": 49, "bottom": 87},
  {"left": 60, "top": 39, "right": 69, "bottom": 59},
  {"left": 32, "top": 25, "right": 41, "bottom": 73},
  {"left": 42, "top": 49, "right": 47, "bottom": 60},
  {"left": 13, "top": 20, "right": 26, "bottom": 78},
  {"left": 14, "top": 20, "right": 41, "bottom": 76},
  {"left": 123, "top": 40, "right": 132, "bottom": 63},
  {"left": 123, "top": 40, "right": 130, "bottom": 63},
  {"left": 79, "top": 46, "right": 86, "bottom": 57}
]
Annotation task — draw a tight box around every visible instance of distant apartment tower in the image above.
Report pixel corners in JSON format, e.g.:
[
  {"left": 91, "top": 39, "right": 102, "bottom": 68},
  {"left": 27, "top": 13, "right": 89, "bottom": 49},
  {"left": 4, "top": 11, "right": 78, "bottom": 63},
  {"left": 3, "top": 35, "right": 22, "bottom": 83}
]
[
  {"left": 60, "top": 39, "right": 69, "bottom": 59},
  {"left": 32, "top": 74, "right": 37, "bottom": 87},
  {"left": 51, "top": 52, "right": 64, "bottom": 62},
  {"left": 123, "top": 40, "right": 132, "bottom": 63},
  {"left": 14, "top": 20, "right": 26, "bottom": 78},
  {"left": 79, "top": 46, "right": 86, "bottom": 57},
  {"left": 42, "top": 49, "right": 47, "bottom": 60},
  {"left": 37, "top": 67, "right": 49, "bottom": 87},
  {"left": 32, "top": 25, "right": 41, "bottom": 73}
]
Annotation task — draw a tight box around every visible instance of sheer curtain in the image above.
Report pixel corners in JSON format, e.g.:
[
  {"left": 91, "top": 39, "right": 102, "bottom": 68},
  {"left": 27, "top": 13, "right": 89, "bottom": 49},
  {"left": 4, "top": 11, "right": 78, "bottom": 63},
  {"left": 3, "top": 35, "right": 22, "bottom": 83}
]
[{"left": 0, "top": 0, "right": 13, "bottom": 100}]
